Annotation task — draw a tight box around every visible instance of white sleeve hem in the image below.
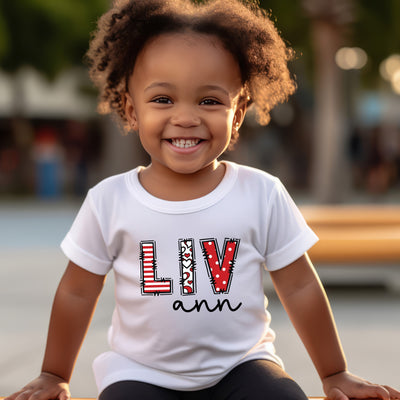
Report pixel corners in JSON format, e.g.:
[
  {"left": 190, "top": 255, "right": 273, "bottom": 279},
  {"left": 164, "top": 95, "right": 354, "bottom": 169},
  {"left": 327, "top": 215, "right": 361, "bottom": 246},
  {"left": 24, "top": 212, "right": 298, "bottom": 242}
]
[
  {"left": 265, "top": 229, "right": 319, "bottom": 271},
  {"left": 61, "top": 235, "right": 111, "bottom": 275}
]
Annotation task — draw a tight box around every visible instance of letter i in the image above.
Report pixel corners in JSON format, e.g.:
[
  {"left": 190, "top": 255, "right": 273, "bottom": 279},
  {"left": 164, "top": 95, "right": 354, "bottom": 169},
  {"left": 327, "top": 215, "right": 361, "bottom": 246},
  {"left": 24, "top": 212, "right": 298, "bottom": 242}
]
[{"left": 179, "top": 239, "right": 196, "bottom": 295}]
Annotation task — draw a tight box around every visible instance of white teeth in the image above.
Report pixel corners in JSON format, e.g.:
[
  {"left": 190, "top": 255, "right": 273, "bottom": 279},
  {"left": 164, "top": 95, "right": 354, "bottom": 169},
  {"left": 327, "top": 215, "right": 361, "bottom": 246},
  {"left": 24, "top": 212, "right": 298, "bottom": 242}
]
[{"left": 170, "top": 138, "right": 201, "bottom": 148}]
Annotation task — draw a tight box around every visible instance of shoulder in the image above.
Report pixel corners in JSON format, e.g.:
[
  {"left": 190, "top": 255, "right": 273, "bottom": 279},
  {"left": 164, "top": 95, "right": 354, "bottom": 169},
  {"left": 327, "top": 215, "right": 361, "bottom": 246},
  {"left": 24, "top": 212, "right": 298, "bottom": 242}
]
[
  {"left": 90, "top": 168, "right": 138, "bottom": 195},
  {"left": 93, "top": 169, "right": 134, "bottom": 190},
  {"left": 87, "top": 168, "right": 139, "bottom": 211},
  {"left": 226, "top": 161, "right": 282, "bottom": 194}
]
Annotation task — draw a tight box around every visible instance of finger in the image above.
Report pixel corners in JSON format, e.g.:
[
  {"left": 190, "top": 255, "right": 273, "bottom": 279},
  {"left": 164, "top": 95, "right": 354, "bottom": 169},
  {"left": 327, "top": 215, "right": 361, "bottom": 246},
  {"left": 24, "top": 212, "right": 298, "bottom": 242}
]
[
  {"left": 16, "top": 391, "right": 40, "bottom": 400},
  {"left": 26, "top": 390, "right": 48, "bottom": 400},
  {"left": 4, "top": 393, "right": 20, "bottom": 400},
  {"left": 327, "top": 387, "right": 349, "bottom": 400},
  {"left": 363, "top": 384, "right": 391, "bottom": 400},
  {"left": 27, "top": 388, "right": 70, "bottom": 400},
  {"left": 383, "top": 385, "right": 400, "bottom": 399},
  {"left": 4, "top": 392, "right": 23, "bottom": 400},
  {"left": 10, "top": 386, "right": 36, "bottom": 400},
  {"left": 13, "top": 391, "right": 33, "bottom": 400},
  {"left": 58, "top": 389, "right": 71, "bottom": 400}
]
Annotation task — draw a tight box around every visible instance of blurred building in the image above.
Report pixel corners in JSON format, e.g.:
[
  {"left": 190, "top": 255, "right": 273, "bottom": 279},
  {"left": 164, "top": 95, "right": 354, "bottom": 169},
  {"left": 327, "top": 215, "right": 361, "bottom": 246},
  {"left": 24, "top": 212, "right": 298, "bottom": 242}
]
[
  {"left": 0, "top": 65, "right": 399, "bottom": 201},
  {"left": 0, "top": 67, "right": 102, "bottom": 198}
]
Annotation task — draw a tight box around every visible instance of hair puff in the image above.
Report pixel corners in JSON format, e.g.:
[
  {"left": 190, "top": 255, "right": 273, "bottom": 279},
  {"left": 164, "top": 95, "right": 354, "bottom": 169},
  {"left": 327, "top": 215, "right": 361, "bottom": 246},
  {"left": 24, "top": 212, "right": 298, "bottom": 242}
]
[{"left": 86, "top": 0, "right": 296, "bottom": 133}]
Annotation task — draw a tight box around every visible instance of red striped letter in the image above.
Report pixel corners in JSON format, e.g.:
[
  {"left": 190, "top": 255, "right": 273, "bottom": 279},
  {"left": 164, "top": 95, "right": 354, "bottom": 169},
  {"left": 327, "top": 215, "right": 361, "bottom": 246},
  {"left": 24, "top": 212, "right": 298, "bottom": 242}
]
[{"left": 140, "top": 241, "right": 173, "bottom": 295}]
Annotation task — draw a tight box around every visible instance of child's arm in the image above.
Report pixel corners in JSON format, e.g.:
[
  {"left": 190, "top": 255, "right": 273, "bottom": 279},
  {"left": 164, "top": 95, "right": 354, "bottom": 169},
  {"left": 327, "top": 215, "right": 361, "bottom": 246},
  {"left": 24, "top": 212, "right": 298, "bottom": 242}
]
[
  {"left": 270, "top": 254, "right": 400, "bottom": 400},
  {"left": 5, "top": 261, "right": 106, "bottom": 400}
]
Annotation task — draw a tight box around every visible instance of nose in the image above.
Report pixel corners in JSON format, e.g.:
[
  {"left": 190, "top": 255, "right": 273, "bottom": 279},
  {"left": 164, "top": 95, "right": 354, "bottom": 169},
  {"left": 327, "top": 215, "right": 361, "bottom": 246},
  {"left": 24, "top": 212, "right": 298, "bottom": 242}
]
[{"left": 170, "top": 104, "right": 201, "bottom": 128}]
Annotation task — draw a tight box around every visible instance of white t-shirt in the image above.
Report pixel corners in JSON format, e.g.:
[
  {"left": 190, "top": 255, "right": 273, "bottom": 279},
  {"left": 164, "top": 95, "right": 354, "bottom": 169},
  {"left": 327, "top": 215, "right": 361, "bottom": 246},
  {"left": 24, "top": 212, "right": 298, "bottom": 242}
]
[{"left": 61, "top": 161, "right": 318, "bottom": 394}]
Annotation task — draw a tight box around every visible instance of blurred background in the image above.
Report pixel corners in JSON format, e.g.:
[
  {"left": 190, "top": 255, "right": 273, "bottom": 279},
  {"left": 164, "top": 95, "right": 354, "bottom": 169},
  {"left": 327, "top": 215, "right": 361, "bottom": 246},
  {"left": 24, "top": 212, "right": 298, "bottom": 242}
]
[
  {"left": 0, "top": 0, "right": 399, "bottom": 397},
  {"left": 0, "top": 0, "right": 399, "bottom": 202}
]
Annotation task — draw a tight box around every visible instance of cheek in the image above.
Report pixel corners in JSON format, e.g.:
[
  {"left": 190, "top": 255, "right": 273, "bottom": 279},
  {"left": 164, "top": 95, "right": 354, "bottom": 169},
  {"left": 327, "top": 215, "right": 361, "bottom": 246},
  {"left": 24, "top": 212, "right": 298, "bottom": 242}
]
[
  {"left": 212, "top": 112, "right": 235, "bottom": 136},
  {"left": 138, "top": 112, "right": 165, "bottom": 134},
  {"left": 224, "top": 108, "right": 236, "bottom": 127}
]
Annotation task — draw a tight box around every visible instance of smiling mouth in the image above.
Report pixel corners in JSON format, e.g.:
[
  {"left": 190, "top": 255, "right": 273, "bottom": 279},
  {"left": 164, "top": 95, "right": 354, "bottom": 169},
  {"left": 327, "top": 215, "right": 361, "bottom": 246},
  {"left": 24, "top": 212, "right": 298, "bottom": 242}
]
[{"left": 168, "top": 138, "right": 202, "bottom": 149}]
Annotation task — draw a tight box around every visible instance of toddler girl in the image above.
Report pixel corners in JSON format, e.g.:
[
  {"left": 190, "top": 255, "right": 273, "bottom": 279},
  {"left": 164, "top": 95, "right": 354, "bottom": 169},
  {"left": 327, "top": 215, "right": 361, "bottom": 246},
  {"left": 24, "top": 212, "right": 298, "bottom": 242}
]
[{"left": 6, "top": 0, "right": 400, "bottom": 399}]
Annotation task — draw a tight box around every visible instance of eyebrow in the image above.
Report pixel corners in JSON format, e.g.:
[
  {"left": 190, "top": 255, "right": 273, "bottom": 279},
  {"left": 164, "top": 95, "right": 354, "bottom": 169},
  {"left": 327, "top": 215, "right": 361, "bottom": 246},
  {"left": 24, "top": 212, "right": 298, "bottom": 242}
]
[
  {"left": 201, "top": 85, "right": 230, "bottom": 97},
  {"left": 144, "top": 82, "right": 175, "bottom": 92},
  {"left": 144, "top": 82, "right": 231, "bottom": 97}
]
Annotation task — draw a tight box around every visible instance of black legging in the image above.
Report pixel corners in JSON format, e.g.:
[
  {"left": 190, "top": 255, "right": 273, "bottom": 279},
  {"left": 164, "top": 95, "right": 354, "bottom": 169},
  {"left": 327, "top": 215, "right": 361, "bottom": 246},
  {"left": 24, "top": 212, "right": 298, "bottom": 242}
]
[{"left": 99, "top": 359, "right": 308, "bottom": 400}]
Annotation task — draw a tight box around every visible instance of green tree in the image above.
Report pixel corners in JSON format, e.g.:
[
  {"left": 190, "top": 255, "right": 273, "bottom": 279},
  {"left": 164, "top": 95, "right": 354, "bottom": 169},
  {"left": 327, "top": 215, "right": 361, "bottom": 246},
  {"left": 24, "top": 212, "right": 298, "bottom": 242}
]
[
  {"left": 262, "top": 0, "right": 400, "bottom": 202},
  {"left": 353, "top": 0, "right": 400, "bottom": 86},
  {"left": 0, "top": 0, "right": 108, "bottom": 76},
  {"left": 262, "top": 0, "right": 400, "bottom": 85},
  {"left": 0, "top": 0, "right": 108, "bottom": 193}
]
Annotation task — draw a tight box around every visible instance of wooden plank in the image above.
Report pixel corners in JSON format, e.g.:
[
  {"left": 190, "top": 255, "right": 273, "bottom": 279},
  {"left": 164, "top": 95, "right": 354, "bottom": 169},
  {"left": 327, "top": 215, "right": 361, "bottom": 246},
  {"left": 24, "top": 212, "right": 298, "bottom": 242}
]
[
  {"left": 308, "top": 226, "right": 400, "bottom": 263},
  {"left": 301, "top": 205, "right": 400, "bottom": 227},
  {"left": 299, "top": 205, "right": 400, "bottom": 264}
]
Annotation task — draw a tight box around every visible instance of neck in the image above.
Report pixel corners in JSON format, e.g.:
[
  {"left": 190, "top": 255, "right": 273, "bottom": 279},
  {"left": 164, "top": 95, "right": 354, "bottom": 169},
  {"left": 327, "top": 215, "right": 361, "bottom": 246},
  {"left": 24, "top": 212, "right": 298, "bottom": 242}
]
[{"left": 139, "top": 161, "right": 225, "bottom": 201}]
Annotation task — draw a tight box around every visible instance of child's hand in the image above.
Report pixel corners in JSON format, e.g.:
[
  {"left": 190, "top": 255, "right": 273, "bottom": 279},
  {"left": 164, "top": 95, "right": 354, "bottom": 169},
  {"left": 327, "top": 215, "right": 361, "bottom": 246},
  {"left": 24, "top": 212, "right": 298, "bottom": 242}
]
[
  {"left": 4, "top": 372, "right": 70, "bottom": 400},
  {"left": 322, "top": 370, "right": 400, "bottom": 400}
]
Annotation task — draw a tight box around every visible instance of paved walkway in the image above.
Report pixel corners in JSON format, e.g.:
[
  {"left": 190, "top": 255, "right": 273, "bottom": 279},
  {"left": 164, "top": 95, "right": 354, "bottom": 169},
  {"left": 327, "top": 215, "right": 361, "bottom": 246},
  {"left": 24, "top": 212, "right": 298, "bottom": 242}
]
[{"left": 1, "top": 200, "right": 399, "bottom": 397}]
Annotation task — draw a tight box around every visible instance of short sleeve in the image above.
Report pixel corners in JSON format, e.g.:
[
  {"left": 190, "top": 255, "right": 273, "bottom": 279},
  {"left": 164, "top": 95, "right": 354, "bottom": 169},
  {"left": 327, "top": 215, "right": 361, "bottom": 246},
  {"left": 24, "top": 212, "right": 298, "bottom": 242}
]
[
  {"left": 264, "top": 180, "right": 318, "bottom": 271},
  {"left": 61, "top": 191, "right": 113, "bottom": 275}
]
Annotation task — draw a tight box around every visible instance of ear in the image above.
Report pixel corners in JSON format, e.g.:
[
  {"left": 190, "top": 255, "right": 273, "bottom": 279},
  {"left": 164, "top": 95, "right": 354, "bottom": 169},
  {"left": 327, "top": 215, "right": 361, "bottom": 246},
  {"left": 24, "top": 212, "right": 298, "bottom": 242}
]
[
  {"left": 125, "top": 92, "right": 138, "bottom": 131},
  {"left": 232, "top": 99, "right": 247, "bottom": 131}
]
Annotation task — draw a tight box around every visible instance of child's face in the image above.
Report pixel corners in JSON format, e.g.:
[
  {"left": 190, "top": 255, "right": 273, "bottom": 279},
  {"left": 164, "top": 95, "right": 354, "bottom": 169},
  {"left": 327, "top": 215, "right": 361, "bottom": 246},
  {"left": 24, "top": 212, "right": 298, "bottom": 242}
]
[{"left": 125, "top": 32, "right": 246, "bottom": 177}]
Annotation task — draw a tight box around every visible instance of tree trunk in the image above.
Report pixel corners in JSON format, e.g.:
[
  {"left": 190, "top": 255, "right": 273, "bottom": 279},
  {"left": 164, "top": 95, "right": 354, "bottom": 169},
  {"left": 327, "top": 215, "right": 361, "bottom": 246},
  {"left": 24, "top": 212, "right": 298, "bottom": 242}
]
[
  {"left": 309, "top": 20, "right": 349, "bottom": 203},
  {"left": 99, "top": 116, "right": 149, "bottom": 181},
  {"left": 11, "top": 71, "right": 35, "bottom": 194}
]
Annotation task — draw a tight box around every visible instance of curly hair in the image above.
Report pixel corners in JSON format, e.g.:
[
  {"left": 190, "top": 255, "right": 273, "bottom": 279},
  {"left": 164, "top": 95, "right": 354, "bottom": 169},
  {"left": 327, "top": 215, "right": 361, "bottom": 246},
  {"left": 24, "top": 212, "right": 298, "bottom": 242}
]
[{"left": 86, "top": 0, "right": 296, "bottom": 135}]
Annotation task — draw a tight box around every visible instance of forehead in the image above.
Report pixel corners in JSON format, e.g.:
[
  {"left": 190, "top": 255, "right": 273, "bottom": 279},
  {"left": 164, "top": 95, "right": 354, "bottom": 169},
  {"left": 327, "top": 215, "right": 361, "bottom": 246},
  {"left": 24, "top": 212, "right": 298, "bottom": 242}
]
[{"left": 128, "top": 32, "right": 242, "bottom": 93}]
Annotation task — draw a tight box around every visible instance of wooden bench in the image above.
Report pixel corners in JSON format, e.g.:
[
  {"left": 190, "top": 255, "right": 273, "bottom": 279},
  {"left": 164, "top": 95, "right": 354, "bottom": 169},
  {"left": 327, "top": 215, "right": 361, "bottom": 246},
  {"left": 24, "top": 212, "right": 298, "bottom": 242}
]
[
  {"left": 301, "top": 205, "right": 400, "bottom": 264},
  {"left": 0, "top": 397, "right": 384, "bottom": 400},
  {"left": 0, "top": 397, "right": 325, "bottom": 400}
]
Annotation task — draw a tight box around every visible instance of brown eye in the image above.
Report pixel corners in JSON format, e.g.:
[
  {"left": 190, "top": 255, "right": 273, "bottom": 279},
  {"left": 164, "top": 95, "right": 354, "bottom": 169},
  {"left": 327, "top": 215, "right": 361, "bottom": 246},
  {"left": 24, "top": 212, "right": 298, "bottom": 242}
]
[
  {"left": 152, "top": 97, "right": 172, "bottom": 104},
  {"left": 200, "top": 98, "right": 221, "bottom": 105}
]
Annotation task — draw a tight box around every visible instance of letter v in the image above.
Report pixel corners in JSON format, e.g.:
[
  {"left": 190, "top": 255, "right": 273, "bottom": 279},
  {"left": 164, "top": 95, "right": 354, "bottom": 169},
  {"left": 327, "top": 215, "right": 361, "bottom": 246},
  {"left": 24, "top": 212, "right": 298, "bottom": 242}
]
[{"left": 200, "top": 238, "right": 240, "bottom": 294}]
